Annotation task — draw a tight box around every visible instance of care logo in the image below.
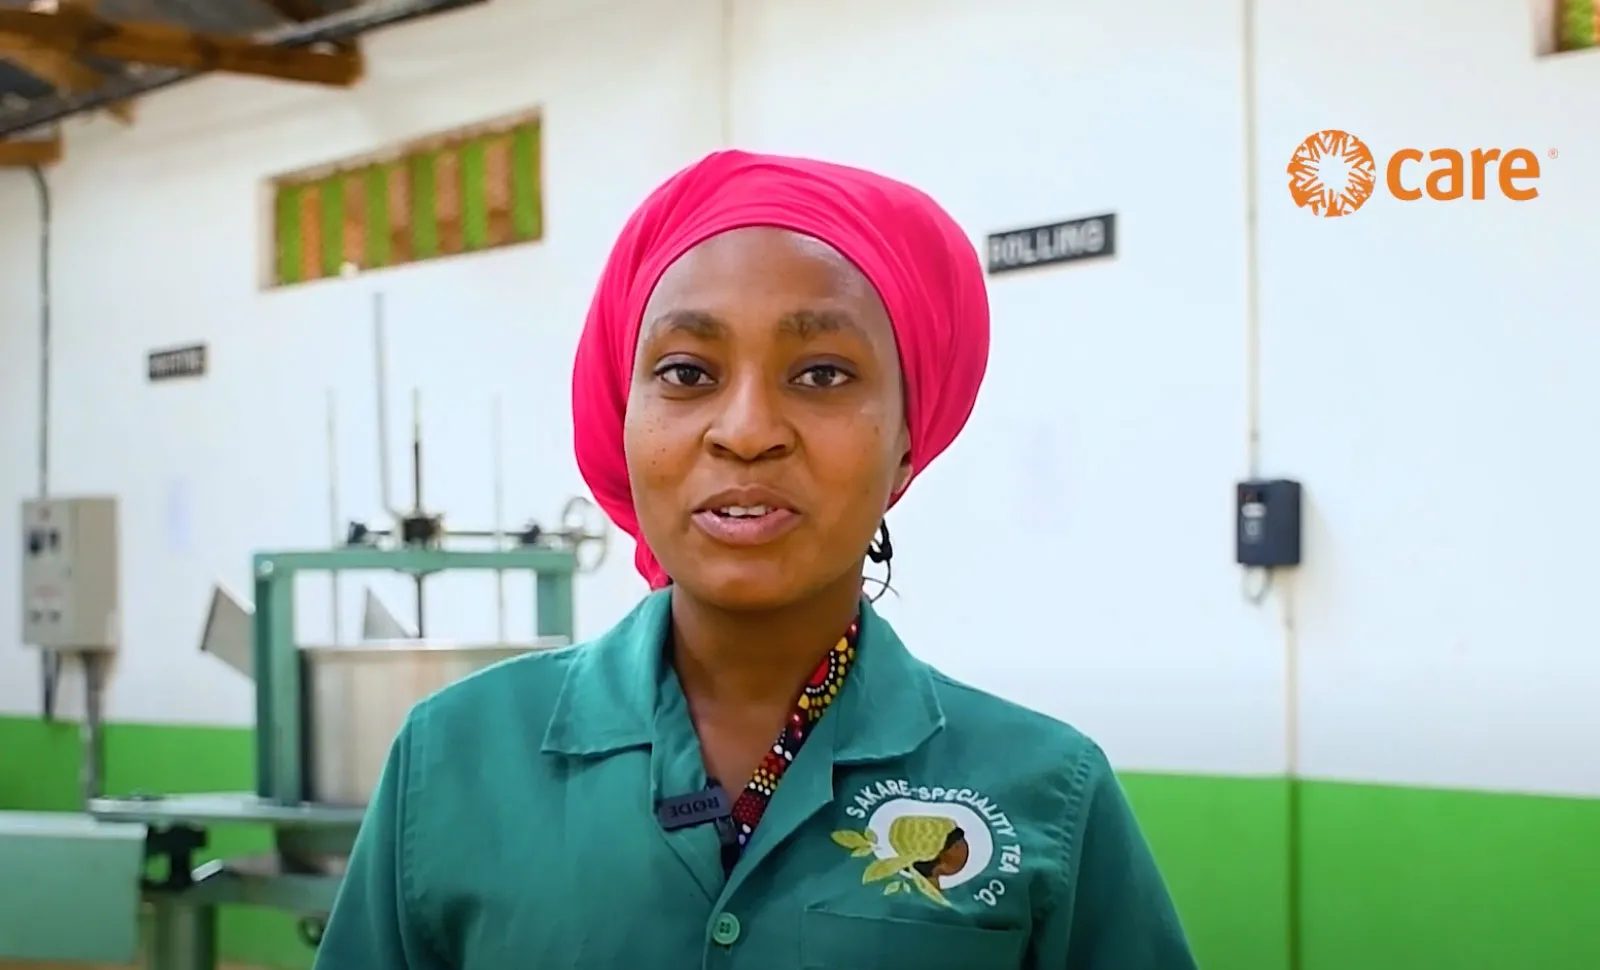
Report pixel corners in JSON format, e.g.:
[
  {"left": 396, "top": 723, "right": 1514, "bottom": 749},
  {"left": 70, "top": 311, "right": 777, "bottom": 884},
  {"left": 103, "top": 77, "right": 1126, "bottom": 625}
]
[
  {"left": 1288, "top": 129, "right": 1548, "bottom": 217},
  {"left": 831, "top": 779, "right": 1021, "bottom": 908}
]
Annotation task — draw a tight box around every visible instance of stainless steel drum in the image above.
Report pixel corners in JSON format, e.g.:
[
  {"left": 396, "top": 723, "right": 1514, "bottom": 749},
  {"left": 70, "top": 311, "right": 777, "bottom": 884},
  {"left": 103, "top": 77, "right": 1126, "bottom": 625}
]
[{"left": 299, "top": 639, "right": 565, "bottom": 805}]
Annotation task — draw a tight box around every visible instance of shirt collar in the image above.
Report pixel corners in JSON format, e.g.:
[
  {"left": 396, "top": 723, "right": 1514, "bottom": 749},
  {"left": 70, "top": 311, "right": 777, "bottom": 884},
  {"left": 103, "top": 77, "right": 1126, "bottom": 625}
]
[{"left": 541, "top": 588, "right": 944, "bottom": 763}]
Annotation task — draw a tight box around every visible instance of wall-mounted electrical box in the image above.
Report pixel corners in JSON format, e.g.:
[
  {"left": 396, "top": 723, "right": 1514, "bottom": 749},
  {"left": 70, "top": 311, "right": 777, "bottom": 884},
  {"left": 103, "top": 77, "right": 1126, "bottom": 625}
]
[
  {"left": 20, "top": 497, "right": 120, "bottom": 651},
  {"left": 1235, "top": 479, "right": 1302, "bottom": 568}
]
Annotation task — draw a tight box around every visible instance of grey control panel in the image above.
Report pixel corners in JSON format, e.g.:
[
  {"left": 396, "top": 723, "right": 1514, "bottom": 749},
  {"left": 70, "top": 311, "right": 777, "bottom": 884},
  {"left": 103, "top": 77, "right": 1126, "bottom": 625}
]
[{"left": 20, "top": 497, "right": 120, "bottom": 650}]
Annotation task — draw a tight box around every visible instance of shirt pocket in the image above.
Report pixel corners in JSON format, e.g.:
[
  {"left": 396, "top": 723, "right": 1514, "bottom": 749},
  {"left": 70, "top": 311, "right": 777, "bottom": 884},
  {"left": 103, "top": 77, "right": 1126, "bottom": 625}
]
[{"left": 799, "top": 910, "right": 1028, "bottom": 970}]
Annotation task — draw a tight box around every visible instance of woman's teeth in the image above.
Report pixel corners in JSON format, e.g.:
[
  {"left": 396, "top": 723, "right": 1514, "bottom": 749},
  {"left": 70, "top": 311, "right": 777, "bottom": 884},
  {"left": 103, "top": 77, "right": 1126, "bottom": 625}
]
[{"left": 716, "top": 506, "right": 771, "bottom": 517}]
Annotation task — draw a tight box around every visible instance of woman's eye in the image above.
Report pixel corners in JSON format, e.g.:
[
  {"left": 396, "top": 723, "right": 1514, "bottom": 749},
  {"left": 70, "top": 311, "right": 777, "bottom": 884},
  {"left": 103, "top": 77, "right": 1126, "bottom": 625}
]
[
  {"left": 795, "top": 364, "right": 853, "bottom": 388},
  {"left": 658, "top": 363, "right": 712, "bottom": 387}
]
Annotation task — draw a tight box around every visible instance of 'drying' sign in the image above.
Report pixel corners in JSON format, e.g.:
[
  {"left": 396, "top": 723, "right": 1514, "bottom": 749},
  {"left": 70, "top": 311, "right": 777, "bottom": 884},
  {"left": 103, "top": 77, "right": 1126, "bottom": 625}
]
[{"left": 985, "top": 213, "right": 1116, "bottom": 275}]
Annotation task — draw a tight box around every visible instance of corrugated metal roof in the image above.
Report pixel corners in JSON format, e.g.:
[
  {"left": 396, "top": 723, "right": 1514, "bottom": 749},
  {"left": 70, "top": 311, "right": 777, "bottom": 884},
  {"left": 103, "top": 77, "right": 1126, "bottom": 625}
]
[
  {"left": 0, "top": 0, "right": 486, "bottom": 137},
  {"left": 0, "top": 60, "right": 53, "bottom": 101},
  {"left": 0, "top": 0, "right": 364, "bottom": 102}
]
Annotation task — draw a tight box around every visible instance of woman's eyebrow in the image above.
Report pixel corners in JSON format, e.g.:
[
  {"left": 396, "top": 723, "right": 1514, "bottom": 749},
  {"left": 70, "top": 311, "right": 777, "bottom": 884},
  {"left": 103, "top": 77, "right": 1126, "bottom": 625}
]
[
  {"left": 776, "top": 308, "right": 864, "bottom": 340},
  {"left": 644, "top": 307, "right": 866, "bottom": 343},
  {"left": 644, "top": 309, "right": 726, "bottom": 340}
]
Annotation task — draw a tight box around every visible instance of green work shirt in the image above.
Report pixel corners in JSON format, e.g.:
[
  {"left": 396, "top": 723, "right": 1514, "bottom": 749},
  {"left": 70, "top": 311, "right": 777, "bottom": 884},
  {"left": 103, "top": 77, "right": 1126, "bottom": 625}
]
[{"left": 315, "top": 590, "right": 1196, "bottom": 969}]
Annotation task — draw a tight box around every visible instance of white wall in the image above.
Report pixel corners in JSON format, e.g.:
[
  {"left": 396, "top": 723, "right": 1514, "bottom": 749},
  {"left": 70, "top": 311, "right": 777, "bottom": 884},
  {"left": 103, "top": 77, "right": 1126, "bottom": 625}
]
[
  {"left": 1, "top": 0, "right": 1596, "bottom": 798},
  {"left": 1257, "top": 0, "right": 1600, "bottom": 797}
]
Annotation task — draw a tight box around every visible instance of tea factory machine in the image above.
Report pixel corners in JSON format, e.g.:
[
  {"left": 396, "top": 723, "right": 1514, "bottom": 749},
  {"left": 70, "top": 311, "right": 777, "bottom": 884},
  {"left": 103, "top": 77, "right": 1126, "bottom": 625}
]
[{"left": 0, "top": 297, "right": 610, "bottom": 969}]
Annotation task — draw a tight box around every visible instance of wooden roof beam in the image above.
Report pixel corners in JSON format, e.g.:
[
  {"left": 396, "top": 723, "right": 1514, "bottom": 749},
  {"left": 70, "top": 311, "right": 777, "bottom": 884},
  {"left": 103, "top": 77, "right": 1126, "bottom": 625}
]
[
  {"left": 0, "top": 133, "right": 61, "bottom": 166},
  {"left": 0, "top": 7, "right": 362, "bottom": 86},
  {"left": 4, "top": 0, "right": 132, "bottom": 121},
  {"left": 2, "top": 41, "right": 133, "bottom": 122}
]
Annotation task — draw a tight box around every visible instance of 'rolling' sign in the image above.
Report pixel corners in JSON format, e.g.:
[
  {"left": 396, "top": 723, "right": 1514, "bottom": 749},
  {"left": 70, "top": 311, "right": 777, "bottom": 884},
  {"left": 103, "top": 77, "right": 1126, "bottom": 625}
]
[{"left": 985, "top": 213, "right": 1116, "bottom": 275}]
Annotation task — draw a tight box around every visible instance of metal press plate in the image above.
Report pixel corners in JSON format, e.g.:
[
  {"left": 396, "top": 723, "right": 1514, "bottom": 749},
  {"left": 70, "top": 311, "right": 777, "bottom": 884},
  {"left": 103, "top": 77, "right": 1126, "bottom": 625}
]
[
  {"left": 297, "top": 636, "right": 570, "bottom": 657},
  {"left": 87, "top": 793, "right": 365, "bottom": 828}
]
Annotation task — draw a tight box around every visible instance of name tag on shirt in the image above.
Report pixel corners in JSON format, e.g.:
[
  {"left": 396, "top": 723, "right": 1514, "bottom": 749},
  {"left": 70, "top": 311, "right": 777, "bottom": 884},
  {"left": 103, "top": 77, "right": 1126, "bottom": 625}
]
[{"left": 656, "top": 786, "right": 732, "bottom": 831}]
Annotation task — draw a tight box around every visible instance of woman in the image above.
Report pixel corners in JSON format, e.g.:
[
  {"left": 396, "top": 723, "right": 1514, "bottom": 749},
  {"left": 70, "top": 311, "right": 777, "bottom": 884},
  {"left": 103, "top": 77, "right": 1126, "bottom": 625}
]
[{"left": 315, "top": 150, "right": 1197, "bottom": 969}]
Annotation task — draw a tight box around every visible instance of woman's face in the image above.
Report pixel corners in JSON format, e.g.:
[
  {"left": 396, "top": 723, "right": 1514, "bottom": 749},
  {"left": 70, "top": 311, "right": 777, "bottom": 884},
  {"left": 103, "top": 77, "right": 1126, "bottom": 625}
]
[{"left": 624, "top": 227, "right": 911, "bottom": 610}]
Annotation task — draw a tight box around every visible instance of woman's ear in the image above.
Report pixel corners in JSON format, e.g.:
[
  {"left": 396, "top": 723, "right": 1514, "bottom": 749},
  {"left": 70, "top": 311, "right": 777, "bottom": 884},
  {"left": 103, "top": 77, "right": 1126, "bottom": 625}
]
[{"left": 892, "top": 449, "right": 913, "bottom": 496}]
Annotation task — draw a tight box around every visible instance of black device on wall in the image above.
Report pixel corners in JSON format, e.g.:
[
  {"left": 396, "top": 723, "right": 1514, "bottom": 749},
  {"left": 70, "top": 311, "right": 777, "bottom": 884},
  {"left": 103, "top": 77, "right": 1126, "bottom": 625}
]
[{"left": 1235, "top": 478, "right": 1302, "bottom": 568}]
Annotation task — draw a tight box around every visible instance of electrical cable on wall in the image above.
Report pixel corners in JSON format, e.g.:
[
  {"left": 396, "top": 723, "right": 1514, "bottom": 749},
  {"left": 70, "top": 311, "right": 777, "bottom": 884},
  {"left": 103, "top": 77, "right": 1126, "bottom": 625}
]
[
  {"left": 1235, "top": 1, "right": 1304, "bottom": 967},
  {"left": 27, "top": 161, "right": 61, "bottom": 722}
]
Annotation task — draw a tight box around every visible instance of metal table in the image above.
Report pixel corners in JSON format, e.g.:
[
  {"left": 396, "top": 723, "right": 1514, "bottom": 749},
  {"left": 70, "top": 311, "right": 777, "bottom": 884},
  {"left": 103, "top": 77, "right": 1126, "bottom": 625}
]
[{"left": 91, "top": 793, "right": 364, "bottom": 970}]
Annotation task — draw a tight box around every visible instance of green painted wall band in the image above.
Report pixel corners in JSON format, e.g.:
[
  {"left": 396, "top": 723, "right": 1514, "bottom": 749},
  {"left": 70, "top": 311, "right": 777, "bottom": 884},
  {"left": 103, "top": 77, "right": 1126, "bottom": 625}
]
[{"left": 2, "top": 715, "right": 1596, "bottom": 970}]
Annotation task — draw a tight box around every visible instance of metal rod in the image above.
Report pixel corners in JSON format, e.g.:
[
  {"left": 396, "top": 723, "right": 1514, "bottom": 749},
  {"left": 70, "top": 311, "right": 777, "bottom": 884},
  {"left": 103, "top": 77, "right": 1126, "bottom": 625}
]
[
  {"left": 327, "top": 388, "right": 342, "bottom": 646},
  {"left": 412, "top": 387, "right": 425, "bottom": 636},
  {"left": 717, "top": 0, "right": 734, "bottom": 145},
  {"left": 0, "top": 0, "right": 492, "bottom": 138},
  {"left": 320, "top": 526, "right": 522, "bottom": 541},
  {"left": 411, "top": 387, "right": 424, "bottom": 513},
  {"left": 373, "top": 292, "right": 401, "bottom": 518},
  {"left": 414, "top": 574, "right": 426, "bottom": 638},
  {"left": 492, "top": 396, "right": 506, "bottom": 641},
  {"left": 146, "top": 898, "right": 218, "bottom": 970}
]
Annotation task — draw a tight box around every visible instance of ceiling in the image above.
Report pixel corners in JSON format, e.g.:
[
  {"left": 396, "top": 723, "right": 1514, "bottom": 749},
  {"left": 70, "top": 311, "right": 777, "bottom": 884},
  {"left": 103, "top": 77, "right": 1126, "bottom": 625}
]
[{"left": 0, "top": 0, "right": 486, "bottom": 160}]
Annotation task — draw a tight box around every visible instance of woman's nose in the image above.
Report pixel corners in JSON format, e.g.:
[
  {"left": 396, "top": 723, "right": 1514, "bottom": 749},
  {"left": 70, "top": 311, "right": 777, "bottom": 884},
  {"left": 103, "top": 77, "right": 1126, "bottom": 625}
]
[{"left": 703, "top": 373, "right": 795, "bottom": 461}]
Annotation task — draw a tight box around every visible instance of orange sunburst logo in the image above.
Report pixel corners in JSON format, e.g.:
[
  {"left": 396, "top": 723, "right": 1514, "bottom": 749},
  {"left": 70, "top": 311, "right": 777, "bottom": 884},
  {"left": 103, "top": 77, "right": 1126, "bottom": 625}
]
[{"left": 1287, "top": 130, "right": 1378, "bottom": 217}]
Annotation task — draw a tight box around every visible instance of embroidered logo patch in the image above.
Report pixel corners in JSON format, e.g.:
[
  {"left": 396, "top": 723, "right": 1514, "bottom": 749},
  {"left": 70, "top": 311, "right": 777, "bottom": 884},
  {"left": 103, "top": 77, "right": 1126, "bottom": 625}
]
[{"left": 831, "top": 780, "right": 1021, "bottom": 908}]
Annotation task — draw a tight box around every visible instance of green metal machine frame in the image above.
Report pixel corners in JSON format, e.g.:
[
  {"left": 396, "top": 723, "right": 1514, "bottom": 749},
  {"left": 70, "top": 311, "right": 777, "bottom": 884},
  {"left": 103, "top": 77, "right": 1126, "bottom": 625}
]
[
  {"left": 2, "top": 543, "right": 583, "bottom": 970},
  {"left": 251, "top": 545, "right": 578, "bottom": 806}
]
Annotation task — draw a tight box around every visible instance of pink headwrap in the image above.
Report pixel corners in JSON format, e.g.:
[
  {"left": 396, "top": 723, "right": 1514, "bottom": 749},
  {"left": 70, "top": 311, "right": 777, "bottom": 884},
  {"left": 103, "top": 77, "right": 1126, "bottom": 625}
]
[{"left": 572, "top": 150, "right": 990, "bottom": 588}]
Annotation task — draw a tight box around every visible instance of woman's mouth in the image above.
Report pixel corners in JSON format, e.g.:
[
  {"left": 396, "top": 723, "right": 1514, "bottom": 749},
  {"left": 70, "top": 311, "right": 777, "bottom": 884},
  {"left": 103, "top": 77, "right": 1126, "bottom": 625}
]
[{"left": 691, "top": 505, "right": 801, "bottom": 546}]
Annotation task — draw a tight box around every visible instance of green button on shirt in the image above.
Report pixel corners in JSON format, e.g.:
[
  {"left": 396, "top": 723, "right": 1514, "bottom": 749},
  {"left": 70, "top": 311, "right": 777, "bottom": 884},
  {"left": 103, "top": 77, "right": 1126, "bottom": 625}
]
[
  {"left": 314, "top": 591, "right": 1198, "bottom": 969},
  {"left": 711, "top": 912, "right": 741, "bottom": 946}
]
